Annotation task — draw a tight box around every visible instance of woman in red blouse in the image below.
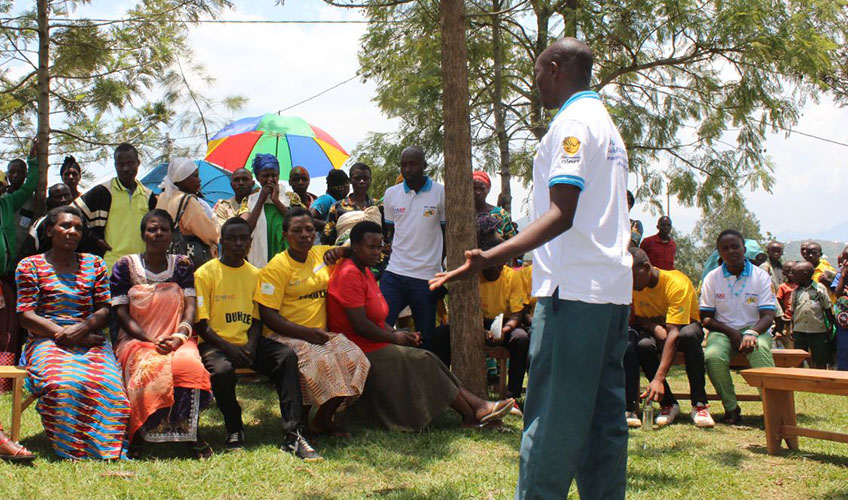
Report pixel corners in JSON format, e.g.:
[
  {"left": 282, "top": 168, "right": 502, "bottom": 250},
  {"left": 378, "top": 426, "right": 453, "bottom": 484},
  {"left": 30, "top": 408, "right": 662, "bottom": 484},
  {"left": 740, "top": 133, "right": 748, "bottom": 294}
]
[{"left": 327, "top": 221, "right": 514, "bottom": 431}]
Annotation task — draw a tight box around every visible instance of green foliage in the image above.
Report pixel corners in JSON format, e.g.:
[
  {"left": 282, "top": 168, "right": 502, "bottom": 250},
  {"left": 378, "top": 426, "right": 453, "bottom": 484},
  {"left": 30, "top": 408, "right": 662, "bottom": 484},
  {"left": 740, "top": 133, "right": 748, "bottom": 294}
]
[
  {"left": 0, "top": 0, "right": 242, "bottom": 169},
  {"left": 355, "top": 0, "right": 846, "bottom": 210}
]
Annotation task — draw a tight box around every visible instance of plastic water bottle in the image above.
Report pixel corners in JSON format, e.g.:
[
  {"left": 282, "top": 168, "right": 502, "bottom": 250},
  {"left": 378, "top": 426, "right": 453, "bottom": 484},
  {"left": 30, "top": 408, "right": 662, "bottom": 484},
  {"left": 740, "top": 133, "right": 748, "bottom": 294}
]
[{"left": 641, "top": 400, "right": 654, "bottom": 430}]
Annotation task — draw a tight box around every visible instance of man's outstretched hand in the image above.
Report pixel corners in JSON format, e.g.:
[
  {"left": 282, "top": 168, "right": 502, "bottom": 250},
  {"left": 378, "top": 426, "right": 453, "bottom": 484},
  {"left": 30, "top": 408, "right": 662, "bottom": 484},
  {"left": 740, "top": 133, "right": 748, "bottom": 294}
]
[{"left": 428, "top": 249, "right": 488, "bottom": 290}]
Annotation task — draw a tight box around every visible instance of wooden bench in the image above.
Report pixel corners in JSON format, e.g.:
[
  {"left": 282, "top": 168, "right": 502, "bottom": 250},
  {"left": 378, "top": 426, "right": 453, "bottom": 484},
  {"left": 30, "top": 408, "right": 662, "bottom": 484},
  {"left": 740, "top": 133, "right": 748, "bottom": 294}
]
[
  {"left": 669, "top": 348, "right": 809, "bottom": 402},
  {"left": 741, "top": 367, "right": 848, "bottom": 454},
  {"left": 0, "top": 366, "right": 36, "bottom": 442}
]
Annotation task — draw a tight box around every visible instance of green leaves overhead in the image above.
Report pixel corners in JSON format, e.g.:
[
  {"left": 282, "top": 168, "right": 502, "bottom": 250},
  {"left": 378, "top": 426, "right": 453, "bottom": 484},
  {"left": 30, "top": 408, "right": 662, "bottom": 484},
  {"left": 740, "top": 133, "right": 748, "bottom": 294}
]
[
  {"left": 357, "top": 0, "right": 845, "bottom": 210},
  {"left": 0, "top": 0, "right": 238, "bottom": 166}
]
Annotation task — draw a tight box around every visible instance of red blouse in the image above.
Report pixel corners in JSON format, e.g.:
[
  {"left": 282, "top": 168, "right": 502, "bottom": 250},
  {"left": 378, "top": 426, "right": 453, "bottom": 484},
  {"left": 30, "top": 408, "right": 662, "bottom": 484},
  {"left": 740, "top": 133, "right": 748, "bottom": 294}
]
[{"left": 327, "top": 258, "right": 390, "bottom": 353}]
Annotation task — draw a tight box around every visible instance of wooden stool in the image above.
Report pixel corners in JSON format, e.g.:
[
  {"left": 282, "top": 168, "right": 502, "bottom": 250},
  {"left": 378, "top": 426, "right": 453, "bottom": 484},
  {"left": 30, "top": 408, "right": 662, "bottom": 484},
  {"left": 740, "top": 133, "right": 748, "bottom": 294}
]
[
  {"left": 0, "top": 366, "right": 36, "bottom": 442},
  {"left": 485, "top": 346, "right": 510, "bottom": 399}
]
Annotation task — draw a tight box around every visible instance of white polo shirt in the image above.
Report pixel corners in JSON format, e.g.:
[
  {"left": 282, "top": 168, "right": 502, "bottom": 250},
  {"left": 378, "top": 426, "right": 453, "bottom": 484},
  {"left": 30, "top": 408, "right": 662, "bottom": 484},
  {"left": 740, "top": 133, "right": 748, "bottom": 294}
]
[
  {"left": 383, "top": 177, "right": 446, "bottom": 280},
  {"left": 531, "top": 91, "right": 633, "bottom": 304},
  {"left": 699, "top": 260, "right": 777, "bottom": 330}
]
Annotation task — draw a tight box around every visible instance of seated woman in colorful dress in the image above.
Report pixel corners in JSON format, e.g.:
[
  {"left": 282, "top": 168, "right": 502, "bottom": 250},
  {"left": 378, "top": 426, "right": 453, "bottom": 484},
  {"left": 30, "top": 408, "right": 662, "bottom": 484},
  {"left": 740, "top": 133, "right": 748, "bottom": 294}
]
[
  {"left": 327, "top": 221, "right": 516, "bottom": 431},
  {"left": 111, "top": 209, "right": 213, "bottom": 458},
  {"left": 254, "top": 207, "right": 370, "bottom": 437},
  {"left": 16, "top": 206, "right": 130, "bottom": 460}
]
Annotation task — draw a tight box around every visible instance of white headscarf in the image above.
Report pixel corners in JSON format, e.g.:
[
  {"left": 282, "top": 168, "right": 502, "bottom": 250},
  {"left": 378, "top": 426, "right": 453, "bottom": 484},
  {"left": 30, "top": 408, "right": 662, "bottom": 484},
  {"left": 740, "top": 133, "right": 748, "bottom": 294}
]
[{"left": 159, "top": 157, "right": 197, "bottom": 195}]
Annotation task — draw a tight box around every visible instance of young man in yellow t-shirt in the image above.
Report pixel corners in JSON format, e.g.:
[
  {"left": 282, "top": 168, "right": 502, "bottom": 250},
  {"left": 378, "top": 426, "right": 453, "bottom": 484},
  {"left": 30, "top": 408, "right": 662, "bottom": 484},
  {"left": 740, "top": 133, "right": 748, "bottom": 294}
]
[
  {"left": 195, "top": 217, "right": 321, "bottom": 461},
  {"left": 433, "top": 238, "right": 530, "bottom": 399},
  {"left": 625, "top": 247, "right": 714, "bottom": 429}
]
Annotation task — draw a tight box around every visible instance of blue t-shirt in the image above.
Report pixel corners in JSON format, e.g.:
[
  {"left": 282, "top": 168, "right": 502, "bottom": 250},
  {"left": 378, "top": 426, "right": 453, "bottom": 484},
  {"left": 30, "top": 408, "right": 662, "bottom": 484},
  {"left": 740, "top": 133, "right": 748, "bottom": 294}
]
[{"left": 311, "top": 194, "right": 336, "bottom": 220}]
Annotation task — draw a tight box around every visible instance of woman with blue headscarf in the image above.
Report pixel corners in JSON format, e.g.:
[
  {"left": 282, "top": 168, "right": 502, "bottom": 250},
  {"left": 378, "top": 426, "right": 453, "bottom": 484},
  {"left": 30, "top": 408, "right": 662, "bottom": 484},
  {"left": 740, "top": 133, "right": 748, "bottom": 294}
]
[{"left": 242, "top": 154, "right": 294, "bottom": 268}]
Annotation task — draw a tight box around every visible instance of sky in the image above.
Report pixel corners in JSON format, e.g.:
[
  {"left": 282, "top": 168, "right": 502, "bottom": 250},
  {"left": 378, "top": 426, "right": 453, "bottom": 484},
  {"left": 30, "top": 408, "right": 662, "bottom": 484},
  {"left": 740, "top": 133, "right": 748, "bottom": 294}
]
[{"left": 42, "top": 1, "right": 848, "bottom": 243}]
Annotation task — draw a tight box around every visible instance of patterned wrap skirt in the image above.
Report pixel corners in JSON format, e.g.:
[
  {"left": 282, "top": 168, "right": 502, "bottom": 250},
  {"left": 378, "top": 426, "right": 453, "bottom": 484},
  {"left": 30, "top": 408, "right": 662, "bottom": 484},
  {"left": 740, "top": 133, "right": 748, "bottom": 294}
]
[
  {"left": 23, "top": 337, "right": 130, "bottom": 459},
  {"left": 268, "top": 333, "right": 369, "bottom": 410}
]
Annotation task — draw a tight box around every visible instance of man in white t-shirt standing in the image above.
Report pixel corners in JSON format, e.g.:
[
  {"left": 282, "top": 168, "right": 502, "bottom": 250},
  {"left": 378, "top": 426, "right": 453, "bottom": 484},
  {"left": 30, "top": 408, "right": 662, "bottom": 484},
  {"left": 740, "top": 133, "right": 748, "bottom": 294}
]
[
  {"left": 431, "top": 38, "right": 632, "bottom": 499},
  {"left": 381, "top": 146, "right": 446, "bottom": 351}
]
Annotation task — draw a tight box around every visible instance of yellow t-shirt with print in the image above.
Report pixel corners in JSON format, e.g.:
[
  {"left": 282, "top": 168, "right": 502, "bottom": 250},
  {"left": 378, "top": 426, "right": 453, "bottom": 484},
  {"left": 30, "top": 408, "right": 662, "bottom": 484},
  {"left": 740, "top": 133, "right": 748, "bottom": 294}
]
[
  {"left": 479, "top": 266, "right": 527, "bottom": 320},
  {"left": 195, "top": 259, "right": 260, "bottom": 347},
  {"left": 254, "top": 246, "right": 331, "bottom": 333},
  {"left": 517, "top": 264, "right": 537, "bottom": 309},
  {"left": 632, "top": 269, "right": 699, "bottom": 325}
]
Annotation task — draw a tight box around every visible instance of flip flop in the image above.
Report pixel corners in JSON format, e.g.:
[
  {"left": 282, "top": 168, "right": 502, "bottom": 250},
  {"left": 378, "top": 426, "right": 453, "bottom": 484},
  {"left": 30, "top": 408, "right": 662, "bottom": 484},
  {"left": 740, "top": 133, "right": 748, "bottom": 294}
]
[
  {"left": 190, "top": 440, "right": 214, "bottom": 460},
  {"left": 0, "top": 435, "right": 36, "bottom": 463},
  {"left": 479, "top": 398, "right": 516, "bottom": 425}
]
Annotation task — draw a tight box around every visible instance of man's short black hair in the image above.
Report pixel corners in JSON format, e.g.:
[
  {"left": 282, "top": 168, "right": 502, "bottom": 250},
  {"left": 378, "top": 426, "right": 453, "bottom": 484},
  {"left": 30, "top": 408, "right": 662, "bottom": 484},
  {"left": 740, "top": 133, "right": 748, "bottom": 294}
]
[
  {"left": 114, "top": 142, "right": 139, "bottom": 161},
  {"left": 326, "top": 169, "right": 349, "bottom": 188},
  {"left": 220, "top": 216, "right": 251, "bottom": 238},
  {"left": 716, "top": 229, "right": 744, "bottom": 248},
  {"left": 283, "top": 206, "right": 312, "bottom": 232},
  {"left": 7, "top": 159, "right": 25, "bottom": 171},
  {"left": 349, "top": 162, "right": 371, "bottom": 175}
]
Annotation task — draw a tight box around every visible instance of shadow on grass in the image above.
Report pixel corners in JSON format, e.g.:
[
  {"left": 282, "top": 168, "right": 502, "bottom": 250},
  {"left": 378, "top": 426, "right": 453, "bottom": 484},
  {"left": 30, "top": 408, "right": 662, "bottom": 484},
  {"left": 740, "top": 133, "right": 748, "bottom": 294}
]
[
  {"left": 708, "top": 449, "right": 746, "bottom": 467},
  {"left": 745, "top": 444, "right": 848, "bottom": 467},
  {"left": 630, "top": 439, "right": 695, "bottom": 459},
  {"left": 628, "top": 469, "right": 693, "bottom": 491}
]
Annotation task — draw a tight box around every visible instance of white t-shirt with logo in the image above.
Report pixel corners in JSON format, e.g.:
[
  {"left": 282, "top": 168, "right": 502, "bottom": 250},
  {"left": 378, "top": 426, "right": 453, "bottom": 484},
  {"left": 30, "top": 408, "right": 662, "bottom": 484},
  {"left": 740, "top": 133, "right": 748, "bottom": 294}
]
[
  {"left": 383, "top": 177, "right": 446, "bottom": 280},
  {"left": 531, "top": 91, "right": 633, "bottom": 304},
  {"left": 699, "top": 260, "right": 777, "bottom": 330}
]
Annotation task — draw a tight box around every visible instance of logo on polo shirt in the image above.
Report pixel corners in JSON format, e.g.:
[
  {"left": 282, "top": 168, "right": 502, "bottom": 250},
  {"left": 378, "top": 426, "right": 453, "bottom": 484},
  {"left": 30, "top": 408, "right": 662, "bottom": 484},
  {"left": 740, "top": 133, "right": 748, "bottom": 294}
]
[
  {"left": 744, "top": 293, "right": 758, "bottom": 304},
  {"left": 393, "top": 207, "right": 406, "bottom": 217},
  {"left": 423, "top": 207, "right": 437, "bottom": 217},
  {"left": 715, "top": 293, "right": 726, "bottom": 300},
  {"left": 562, "top": 137, "right": 581, "bottom": 155}
]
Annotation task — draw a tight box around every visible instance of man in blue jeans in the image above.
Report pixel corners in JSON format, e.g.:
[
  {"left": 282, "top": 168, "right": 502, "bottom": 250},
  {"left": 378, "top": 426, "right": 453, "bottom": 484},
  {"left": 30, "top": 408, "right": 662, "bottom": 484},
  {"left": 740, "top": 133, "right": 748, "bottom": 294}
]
[
  {"left": 381, "top": 146, "right": 445, "bottom": 351},
  {"left": 432, "top": 38, "right": 632, "bottom": 499}
]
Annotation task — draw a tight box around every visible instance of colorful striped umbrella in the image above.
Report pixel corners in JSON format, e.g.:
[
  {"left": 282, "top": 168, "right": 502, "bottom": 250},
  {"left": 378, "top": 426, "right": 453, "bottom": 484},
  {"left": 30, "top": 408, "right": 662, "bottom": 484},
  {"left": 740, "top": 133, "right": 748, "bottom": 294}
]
[{"left": 205, "top": 114, "right": 349, "bottom": 180}]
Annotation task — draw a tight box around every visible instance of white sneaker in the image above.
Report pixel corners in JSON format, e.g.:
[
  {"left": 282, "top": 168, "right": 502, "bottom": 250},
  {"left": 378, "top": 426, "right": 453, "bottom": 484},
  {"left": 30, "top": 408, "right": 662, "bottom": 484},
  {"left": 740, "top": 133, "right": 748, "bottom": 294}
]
[
  {"left": 625, "top": 411, "right": 641, "bottom": 428},
  {"left": 654, "top": 403, "right": 680, "bottom": 427},
  {"left": 691, "top": 403, "right": 716, "bottom": 428}
]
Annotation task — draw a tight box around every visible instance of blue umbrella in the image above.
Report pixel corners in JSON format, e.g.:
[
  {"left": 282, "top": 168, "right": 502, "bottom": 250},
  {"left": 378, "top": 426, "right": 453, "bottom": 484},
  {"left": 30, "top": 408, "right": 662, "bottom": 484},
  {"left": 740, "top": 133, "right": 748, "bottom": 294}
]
[{"left": 141, "top": 160, "right": 236, "bottom": 206}]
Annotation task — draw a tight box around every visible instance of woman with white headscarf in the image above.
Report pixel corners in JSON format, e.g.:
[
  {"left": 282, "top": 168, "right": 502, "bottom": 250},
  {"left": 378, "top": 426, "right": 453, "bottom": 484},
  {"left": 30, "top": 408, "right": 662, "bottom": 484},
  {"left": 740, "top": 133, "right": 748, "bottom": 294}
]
[{"left": 155, "top": 158, "right": 219, "bottom": 263}]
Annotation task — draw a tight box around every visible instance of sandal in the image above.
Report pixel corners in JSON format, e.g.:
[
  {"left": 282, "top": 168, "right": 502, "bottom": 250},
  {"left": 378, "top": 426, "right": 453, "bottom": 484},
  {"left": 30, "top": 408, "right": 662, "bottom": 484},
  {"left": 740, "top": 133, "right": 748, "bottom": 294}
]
[
  {"left": 190, "top": 439, "right": 214, "bottom": 460},
  {"left": 479, "top": 398, "right": 516, "bottom": 425},
  {"left": 0, "top": 430, "right": 36, "bottom": 463}
]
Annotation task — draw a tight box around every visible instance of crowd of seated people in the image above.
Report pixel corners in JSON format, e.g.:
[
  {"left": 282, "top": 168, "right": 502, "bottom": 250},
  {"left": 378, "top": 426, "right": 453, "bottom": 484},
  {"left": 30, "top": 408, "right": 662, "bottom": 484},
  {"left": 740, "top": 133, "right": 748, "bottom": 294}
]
[{"left": 1, "top": 138, "right": 845, "bottom": 464}]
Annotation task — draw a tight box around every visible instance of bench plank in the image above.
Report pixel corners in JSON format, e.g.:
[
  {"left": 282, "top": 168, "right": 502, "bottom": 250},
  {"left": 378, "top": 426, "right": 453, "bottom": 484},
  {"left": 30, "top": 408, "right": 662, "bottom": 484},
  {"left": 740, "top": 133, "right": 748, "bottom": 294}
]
[
  {"left": 741, "top": 368, "right": 848, "bottom": 397},
  {"left": 782, "top": 425, "right": 848, "bottom": 444}
]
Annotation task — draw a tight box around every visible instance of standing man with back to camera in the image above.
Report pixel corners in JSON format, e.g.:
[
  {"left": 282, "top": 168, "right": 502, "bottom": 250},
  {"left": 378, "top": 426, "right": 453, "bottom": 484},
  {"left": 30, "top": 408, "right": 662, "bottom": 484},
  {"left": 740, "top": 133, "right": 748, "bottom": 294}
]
[{"left": 431, "top": 37, "right": 632, "bottom": 499}]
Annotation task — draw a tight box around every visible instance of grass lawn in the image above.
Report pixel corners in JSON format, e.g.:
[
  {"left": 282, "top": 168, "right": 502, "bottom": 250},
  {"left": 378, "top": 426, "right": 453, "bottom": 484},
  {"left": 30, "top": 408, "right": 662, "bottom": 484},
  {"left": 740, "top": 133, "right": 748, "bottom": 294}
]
[{"left": 1, "top": 367, "right": 847, "bottom": 500}]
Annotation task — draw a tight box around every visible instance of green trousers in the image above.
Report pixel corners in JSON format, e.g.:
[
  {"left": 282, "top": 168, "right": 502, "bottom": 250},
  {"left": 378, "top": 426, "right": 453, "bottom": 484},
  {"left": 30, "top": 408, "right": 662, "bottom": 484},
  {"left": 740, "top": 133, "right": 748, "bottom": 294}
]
[
  {"left": 704, "top": 331, "right": 774, "bottom": 412},
  {"left": 514, "top": 297, "right": 630, "bottom": 500}
]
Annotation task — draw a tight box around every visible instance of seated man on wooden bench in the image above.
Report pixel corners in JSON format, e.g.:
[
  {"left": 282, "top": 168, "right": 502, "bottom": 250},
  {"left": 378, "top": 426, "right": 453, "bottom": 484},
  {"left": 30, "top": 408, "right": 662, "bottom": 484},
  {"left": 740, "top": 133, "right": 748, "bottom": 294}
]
[
  {"left": 194, "top": 217, "right": 320, "bottom": 460},
  {"left": 625, "top": 248, "right": 714, "bottom": 428},
  {"left": 700, "top": 230, "right": 777, "bottom": 425}
]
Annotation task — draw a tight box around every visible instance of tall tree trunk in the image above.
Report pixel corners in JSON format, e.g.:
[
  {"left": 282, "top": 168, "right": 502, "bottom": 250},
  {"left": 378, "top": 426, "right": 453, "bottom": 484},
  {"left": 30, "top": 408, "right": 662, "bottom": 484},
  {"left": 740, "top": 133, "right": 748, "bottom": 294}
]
[
  {"left": 440, "top": 0, "right": 486, "bottom": 397},
  {"left": 529, "top": 1, "right": 551, "bottom": 141},
  {"left": 34, "top": 0, "right": 49, "bottom": 218},
  {"left": 491, "top": 0, "right": 511, "bottom": 212}
]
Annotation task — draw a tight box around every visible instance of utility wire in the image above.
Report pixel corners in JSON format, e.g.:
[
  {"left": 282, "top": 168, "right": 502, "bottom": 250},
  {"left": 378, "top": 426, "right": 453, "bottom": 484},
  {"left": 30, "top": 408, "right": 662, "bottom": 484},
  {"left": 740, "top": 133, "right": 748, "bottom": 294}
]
[
  {"left": 0, "top": 17, "right": 398, "bottom": 25},
  {"left": 277, "top": 74, "right": 361, "bottom": 113}
]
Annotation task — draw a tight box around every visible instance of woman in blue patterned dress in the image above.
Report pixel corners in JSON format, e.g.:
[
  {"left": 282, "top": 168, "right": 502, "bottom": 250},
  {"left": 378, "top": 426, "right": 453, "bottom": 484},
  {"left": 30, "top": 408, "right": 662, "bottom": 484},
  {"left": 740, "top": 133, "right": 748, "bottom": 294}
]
[{"left": 16, "top": 206, "right": 130, "bottom": 460}]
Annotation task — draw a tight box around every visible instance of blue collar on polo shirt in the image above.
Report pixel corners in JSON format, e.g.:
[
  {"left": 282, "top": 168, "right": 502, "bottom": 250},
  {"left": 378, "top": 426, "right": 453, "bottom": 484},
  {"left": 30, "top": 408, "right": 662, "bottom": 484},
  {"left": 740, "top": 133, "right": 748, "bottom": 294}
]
[
  {"left": 721, "top": 259, "right": 752, "bottom": 278},
  {"left": 550, "top": 90, "right": 600, "bottom": 126},
  {"left": 402, "top": 176, "right": 433, "bottom": 194}
]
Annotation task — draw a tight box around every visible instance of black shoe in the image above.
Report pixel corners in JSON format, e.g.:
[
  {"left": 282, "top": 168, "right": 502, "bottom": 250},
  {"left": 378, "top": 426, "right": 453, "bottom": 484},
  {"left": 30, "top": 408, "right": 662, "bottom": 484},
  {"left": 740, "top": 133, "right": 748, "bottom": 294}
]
[
  {"left": 284, "top": 430, "right": 323, "bottom": 462},
  {"left": 721, "top": 406, "right": 742, "bottom": 425},
  {"left": 225, "top": 430, "right": 245, "bottom": 452}
]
